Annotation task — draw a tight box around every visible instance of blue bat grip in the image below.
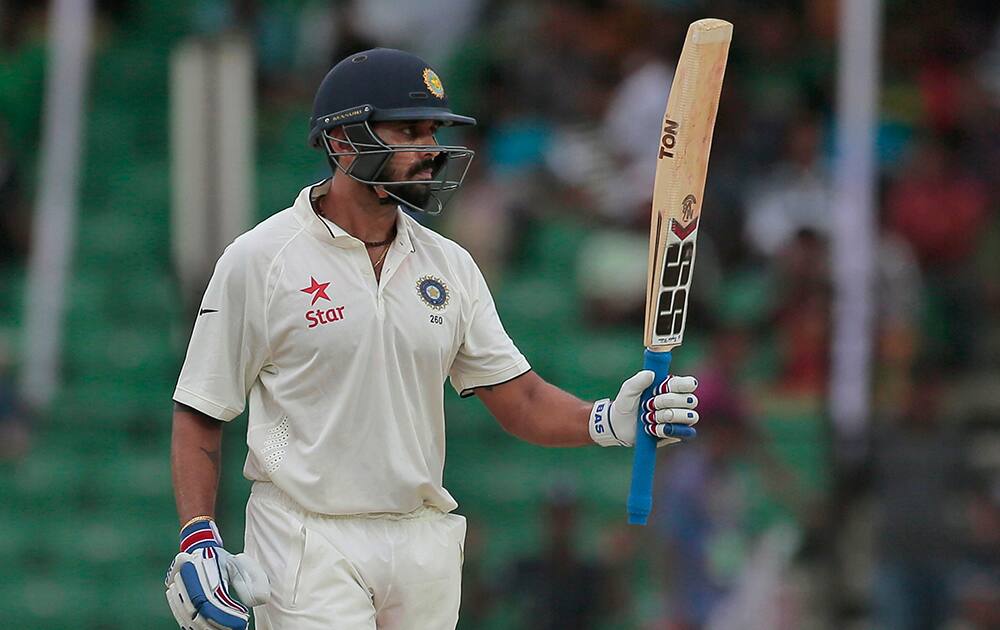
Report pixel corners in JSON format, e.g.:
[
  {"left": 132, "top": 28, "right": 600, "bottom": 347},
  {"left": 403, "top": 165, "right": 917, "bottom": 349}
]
[{"left": 627, "top": 348, "right": 673, "bottom": 525}]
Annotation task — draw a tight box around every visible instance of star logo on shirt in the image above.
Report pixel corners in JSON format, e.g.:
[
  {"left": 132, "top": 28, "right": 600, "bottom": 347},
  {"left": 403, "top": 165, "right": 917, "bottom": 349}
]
[{"left": 300, "top": 276, "right": 332, "bottom": 305}]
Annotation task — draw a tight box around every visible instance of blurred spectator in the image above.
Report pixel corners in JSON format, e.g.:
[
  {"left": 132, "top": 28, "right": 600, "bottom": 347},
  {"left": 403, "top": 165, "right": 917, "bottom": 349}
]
[
  {"left": 873, "top": 205, "right": 924, "bottom": 414},
  {"left": 769, "top": 229, "right": 830, "bottom": 396},
  {"left": 744, "top": 115, "right": 831, "bottom": 259},
  {"left": 886, "top": 137, "right": 990, "bottom": 269},
  {"left": 575, "top": 227, "right": 648, "bottom": 327},
  {"left": 886, "top": 137, "right": 991, "bottom": 368},
  {"left": 600, "top": 10, "right": 680, "bottom": 221},
  {"left": 653, "top": 327, "right": 754, "bottom": 628},
  {"left": 349, "top": 0, "right": 484, "bottom": 65},
  {"left": 739, "top": 6, "right": 821, "bottom": 169},
  {"left": 871, "top": 369, "right": 966, "bottom": 630},
  {"left": 498, "top": 482, "right": 620, "bottom": 630},
  {"left": 444, "top": 131, "right": 521, "bottom": 284},
  {"left": 654, "top": 322, "right": 819, "bottom": 628},
  {"left": 952, "top": 477, "right": 1000, "bottom": 629}
]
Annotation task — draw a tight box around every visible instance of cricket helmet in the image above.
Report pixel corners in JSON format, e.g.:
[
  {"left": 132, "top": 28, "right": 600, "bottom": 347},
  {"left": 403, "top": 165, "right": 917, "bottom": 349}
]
[{"left": 308, "top": 48, "right": 476, "bottom": 214}]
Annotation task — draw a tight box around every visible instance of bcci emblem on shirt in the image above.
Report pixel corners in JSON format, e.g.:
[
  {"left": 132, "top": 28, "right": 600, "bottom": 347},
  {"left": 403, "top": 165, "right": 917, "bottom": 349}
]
[{"left": 416, "top": 275, "right": 449, "bottom": 310}]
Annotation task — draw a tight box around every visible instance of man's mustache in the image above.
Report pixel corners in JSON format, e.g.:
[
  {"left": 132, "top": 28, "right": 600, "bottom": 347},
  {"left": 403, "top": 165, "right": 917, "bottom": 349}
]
[{"left": 407, "top": 154, "right": 446, "bottom": 178}]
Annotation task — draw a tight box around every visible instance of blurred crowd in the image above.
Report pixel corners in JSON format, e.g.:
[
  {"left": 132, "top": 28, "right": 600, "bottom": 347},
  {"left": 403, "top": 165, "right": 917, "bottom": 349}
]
[
  {"left": 2, "top": 0, "right": 999, "bottom": 628},
  {"left": 239, "top": 1, "right": 997, "bottom": 627}
]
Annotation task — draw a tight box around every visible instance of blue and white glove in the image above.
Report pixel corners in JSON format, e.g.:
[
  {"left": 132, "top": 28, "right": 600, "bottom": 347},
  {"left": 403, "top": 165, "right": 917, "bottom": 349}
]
[
  {"left": 165, "top": 518, "right": 270, "bottom": 630},
  {"left": 590, "top": 370, "right": 699, "bottom": 447}
]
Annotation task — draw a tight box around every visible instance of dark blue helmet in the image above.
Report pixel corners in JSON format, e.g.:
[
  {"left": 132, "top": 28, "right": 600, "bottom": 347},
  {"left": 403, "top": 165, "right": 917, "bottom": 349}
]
[{"left": 308, "top": 48, "right": 476, "bottom": 214}]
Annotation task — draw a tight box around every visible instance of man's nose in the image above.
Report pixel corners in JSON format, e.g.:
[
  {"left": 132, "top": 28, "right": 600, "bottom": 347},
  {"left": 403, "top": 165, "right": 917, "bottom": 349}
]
[{"left": 415, "top": 134, "right": 440, "bottom": 158}]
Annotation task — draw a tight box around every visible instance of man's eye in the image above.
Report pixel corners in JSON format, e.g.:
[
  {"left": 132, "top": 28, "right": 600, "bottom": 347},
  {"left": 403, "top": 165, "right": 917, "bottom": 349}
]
[{"left": 402, "top": 127, "right": 415, "bottom": 137}]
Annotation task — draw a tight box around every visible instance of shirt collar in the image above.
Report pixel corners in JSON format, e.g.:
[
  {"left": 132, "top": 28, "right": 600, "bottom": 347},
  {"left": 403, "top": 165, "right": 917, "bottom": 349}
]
[{"left": 293, "top": 179, "right": 415, "bottom": 253}]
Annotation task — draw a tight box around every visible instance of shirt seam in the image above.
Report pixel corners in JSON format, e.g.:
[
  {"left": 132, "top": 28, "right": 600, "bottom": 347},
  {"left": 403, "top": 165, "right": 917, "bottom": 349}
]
[{"left": 262, "top": 223, "right": 309, "bottom": 361}]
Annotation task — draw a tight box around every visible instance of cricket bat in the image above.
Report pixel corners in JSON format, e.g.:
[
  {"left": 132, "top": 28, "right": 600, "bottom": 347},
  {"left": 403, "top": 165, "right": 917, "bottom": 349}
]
[{"left": 628, "top": 18, "right": 732, "bottom": 526}]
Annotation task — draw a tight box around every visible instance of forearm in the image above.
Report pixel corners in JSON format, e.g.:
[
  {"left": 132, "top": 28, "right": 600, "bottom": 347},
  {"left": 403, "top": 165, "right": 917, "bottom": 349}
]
[
  {"left": 481, "top": 372, "right": 593, "bottom": 447},
  {"left": 171, "top": 402, "right": 224, "bottom": 525}
]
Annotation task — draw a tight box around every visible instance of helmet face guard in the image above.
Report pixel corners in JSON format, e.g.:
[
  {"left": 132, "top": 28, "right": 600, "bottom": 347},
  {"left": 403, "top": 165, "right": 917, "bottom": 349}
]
[{"left": 317, "top": 117, "right": 474, "bottom": 215}]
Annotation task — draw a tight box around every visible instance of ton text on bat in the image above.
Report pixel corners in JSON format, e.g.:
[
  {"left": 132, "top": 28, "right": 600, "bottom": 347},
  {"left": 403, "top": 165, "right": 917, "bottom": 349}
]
[{"left": 659, "top": 119, "right": 679, "bottom": 159}]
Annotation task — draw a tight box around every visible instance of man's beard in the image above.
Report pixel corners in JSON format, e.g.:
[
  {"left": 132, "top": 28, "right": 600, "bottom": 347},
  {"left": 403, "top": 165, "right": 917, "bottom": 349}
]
[
  {"left": 382, "top": 155, "right": 444, "bottom": 209},
  {"left": 390, "top": 181, "right": 433, "bottom": 209}
]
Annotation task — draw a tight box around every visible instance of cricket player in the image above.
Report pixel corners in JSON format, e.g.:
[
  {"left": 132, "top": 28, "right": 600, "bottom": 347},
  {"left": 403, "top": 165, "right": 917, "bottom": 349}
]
[{"left": 165, "top": 48, "right": 700, "bottom": 630}]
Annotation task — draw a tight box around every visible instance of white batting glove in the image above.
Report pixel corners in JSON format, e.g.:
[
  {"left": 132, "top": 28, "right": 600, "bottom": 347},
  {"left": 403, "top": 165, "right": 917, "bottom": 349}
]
[
  {"left": 590, "top": 370, "right": 699, "bottom": 447},
  {"left": 165, "top": 519, "right": 270, "bottom": 630}
]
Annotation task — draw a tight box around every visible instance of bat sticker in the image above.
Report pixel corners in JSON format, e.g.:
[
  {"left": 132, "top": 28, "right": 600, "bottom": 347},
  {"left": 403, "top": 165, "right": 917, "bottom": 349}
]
[
  {"left": 652, "top": 240, "right": 695, "bottom": 344},
  {"left": 670, "top": 217, "right": 699, "bottom": 241},
  {"left": 681, "top": 194, "right": 697, "bottom": 222}
]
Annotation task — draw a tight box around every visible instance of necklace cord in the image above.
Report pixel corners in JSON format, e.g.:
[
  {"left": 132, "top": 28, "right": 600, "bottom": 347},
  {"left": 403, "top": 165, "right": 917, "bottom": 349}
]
[
  {"left": 312, "top": 192, "right": 396, "bottom": 249},
  {"left": 373, "top": 242, "right": 390, "bottom": 268}
]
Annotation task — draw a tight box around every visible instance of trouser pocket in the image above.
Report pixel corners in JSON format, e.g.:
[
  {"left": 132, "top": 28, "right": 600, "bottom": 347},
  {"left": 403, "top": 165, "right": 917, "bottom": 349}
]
[{"left": 284, "top": 524, "right": 308, "bottom": 608}]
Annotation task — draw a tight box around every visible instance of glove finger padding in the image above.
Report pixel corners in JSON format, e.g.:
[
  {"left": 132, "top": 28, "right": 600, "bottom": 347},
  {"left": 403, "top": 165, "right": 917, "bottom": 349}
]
[
  {"left": 638, "top": 375, "right": 700, "bottom": 446},
  {"left": 225, "top": 553, "right": 271, "bottom": 608},
  {"left": 165, "top": 548, "right": 251, "bottom": 630},
  {"left": 647, "top": 422, "right": 697, "bottom": 440},
  {"left": 652, "top": 393, "right": 698, "bottom": 410},
  {"left": 649, "top": 409, "right": 700, "bottom": 425},
  {"left": 656, "top": 375, "right": 698, "bottom": 394}
]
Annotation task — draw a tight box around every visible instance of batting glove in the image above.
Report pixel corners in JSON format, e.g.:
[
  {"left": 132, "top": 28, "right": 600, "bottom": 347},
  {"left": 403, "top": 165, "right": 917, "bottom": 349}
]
[
  {"left": 590, "top": 370, "right": 699, "bottom": 447},
  {"left": 165, "top": 518, "right": 270, "bottom": 630}
]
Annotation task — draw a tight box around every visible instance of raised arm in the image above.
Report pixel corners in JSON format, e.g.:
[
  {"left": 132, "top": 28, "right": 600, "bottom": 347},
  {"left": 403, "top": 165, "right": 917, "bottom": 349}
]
[
  {"left": 473, "top": 371, "right": 592, "bottom": 446},
  {"left": 171, "top": 402, "right": 224, "bottom": 525},
  {"left": 474, "top": 370, "right": 700, "bottom": 449}
]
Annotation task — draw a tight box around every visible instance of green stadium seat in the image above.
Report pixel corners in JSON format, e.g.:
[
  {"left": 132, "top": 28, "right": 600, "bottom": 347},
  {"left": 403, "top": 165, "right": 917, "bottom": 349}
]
[{"left": 520, "top": 218, "right": 589, "bottom": 280}]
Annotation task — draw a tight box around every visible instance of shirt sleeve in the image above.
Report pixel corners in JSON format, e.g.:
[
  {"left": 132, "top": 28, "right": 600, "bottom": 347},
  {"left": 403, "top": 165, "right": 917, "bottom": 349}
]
[
  {"left": 173, "top": 240, "right": 271, "bottom": 421},
  {"left": 449, "top": 259, "right": 530, "bottom": 397}
]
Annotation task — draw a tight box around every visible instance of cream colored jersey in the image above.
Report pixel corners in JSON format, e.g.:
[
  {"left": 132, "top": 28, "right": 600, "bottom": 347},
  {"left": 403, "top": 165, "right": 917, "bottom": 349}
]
[{"left": 174, "top": 181, "right": 530, "bottom": 515}]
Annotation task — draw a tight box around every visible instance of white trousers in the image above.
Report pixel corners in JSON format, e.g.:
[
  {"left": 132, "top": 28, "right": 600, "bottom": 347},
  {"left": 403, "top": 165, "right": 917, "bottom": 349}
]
[{"left": 244, "top": 482, "right": 466, "bottom": 629}]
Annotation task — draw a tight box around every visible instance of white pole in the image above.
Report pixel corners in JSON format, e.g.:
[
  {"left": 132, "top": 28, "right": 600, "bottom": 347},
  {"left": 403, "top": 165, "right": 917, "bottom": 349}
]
[
  {"left": 830, "top": 0, "right": 882, "bottom": 444},
  {"left": 170, "top": 35, "right": 254, "bottom": 307},
  {"left": 170, "top": 39, "right": 213, "bottom": 303},
  {"left": 215, "top": 34, "right": 255, "bottom": 257},
  {"left": 21, "top": 0, "right": 94, "bottom": 410}
]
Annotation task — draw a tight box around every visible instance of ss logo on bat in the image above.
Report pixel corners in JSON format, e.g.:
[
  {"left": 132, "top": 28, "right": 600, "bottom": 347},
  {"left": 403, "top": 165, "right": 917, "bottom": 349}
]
[{"left": 655, "top": 241, "right": 694, "bottom": 338}]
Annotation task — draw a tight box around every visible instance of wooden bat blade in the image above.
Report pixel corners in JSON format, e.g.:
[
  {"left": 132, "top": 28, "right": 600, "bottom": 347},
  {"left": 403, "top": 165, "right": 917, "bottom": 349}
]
[{"left": 644, "top": 18, "right": 732, "bottom": 350}]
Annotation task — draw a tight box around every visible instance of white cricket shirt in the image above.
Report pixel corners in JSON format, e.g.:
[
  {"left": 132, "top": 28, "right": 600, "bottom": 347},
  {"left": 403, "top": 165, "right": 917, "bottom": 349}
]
[{"left": 174, "top": 181, "right": 530, "bottom": 515}]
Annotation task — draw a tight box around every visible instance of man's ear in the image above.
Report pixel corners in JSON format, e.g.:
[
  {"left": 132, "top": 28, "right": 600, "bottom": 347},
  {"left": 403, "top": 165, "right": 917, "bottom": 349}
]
[{"left": 324, "top": 128, "right": 346, "bottom": 151}]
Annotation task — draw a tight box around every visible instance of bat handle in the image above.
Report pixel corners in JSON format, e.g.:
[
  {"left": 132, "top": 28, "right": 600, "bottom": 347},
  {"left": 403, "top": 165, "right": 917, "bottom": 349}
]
[{"left": 627, "top": 348, "right": 673, "bottom": 525}]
